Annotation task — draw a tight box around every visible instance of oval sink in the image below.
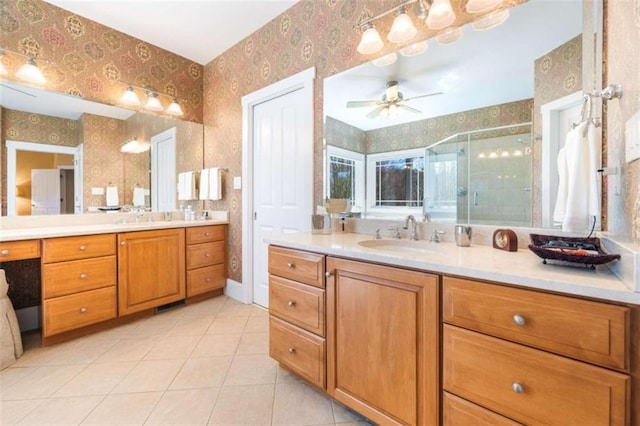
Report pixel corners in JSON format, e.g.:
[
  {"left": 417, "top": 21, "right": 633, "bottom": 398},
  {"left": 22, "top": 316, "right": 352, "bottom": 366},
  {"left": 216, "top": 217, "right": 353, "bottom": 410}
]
[{"left": 357, "top": 239, "right": 437, "bottom": 254}]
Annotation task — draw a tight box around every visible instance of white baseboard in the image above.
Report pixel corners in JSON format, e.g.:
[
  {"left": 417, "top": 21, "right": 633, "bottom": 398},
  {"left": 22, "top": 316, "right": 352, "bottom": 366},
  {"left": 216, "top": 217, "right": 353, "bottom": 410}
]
[
  {"left": 224, "top": 279, "right": 250, "bottom": 304},
  {"left": 15, "top": 306, "right": 40, "bottom": 332}
]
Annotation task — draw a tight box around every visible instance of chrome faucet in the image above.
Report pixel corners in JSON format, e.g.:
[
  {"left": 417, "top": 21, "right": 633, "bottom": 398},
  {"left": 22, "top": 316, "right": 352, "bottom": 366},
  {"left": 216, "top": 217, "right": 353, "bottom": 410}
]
[
  {"left": 422, "top": 212, "right": 432, "bottom": 222},
  {"left": 403, "top": 215, "right": 419, "bottom": 241},
  {"left": 388, "top": 226, "right": 401, "bottom": 239},
  {"left": 429, "top": 230, "right": 446, "bottom": 243}
]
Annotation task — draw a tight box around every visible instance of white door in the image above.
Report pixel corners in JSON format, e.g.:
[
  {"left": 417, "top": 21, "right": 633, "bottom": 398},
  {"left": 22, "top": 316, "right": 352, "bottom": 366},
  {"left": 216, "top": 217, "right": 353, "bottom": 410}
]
[
  {"left": 151, "top": 128, "right": 177, "bottom": 212},
  {"left": 31, "top": 169, "right": 60, "bottom": 215},
  {"left": 252, "top": 87, "right": 312, "bottom": 307}
]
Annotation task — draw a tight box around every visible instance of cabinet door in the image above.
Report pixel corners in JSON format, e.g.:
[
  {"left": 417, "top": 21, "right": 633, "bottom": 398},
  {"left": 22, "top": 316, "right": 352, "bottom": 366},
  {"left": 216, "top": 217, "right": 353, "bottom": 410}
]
[
  {"left": 118, "top": 228, "right": 185, "bottom": 315},
  {"left": 326, "top": 257, "right": 439, "bottom": 426}
]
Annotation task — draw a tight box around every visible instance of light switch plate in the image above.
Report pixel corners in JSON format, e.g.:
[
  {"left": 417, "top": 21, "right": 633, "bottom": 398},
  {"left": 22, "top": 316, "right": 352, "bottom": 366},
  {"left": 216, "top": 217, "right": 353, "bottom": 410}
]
[
  {"left": 233, "top": 176, "right": 242, "bottom": 190},
  {"left": 625, "top": 109, "right": 640, "bottom": 163},
  {"left": 91, "top": 187, "right": 104, "bottom": 195}
]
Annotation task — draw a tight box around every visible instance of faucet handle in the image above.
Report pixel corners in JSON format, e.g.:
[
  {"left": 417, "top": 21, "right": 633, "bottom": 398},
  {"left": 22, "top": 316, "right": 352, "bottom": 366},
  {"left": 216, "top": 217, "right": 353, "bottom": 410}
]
[
  {"left": 429, "top": 230, "right": 445, "bottom": 243},
  {"left": 387, "top": 226, "right": 401, "bottom": 239},
  {"left": 374, "top": 229, "right": 381, "bottom": 239}
]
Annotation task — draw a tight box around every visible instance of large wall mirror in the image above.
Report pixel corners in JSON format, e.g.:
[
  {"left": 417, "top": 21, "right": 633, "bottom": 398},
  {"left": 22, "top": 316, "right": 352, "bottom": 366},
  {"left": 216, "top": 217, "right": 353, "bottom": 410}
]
[
  {"left": 1, "top": 81, "right": 204, "bottom": 216},
  {"left": 324, "top": 0, "right": 602, "bottom": 229}
]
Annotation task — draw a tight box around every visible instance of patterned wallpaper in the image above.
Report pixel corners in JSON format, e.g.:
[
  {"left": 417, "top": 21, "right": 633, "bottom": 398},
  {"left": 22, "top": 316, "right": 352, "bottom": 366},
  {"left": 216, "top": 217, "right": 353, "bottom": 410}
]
[
  {"left": 2, "top": 0, "right": 203, "bottom": 123},
  {"left": 324, "top": 116, "right": 366, "bottom": 154}
]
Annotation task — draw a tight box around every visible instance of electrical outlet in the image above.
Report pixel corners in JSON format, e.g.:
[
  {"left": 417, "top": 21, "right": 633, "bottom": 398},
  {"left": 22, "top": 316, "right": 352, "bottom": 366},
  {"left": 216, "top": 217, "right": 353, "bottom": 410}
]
[
  {"left": 233, "top": 176, "right": 242, "bottom": 190},
  {"left": 625, "top": 109, "right": 640, "bottom": 163}
]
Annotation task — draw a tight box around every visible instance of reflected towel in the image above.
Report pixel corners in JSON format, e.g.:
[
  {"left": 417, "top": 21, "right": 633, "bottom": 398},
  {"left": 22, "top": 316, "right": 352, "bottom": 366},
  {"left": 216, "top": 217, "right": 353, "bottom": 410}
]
[
  {"left": 178, "top": 173, "right": 186, "bottom": 200},
  {"left": 209, "top": 168, "right": 222, "bottom": 201},
  {"left": 199, "top": 168, "right": 210, "bottom": 200},
  {"left": 132, "top": 187, "right": 145, "bottom": 207},
  {"left": 105, "top": 186, "right": 119, "bottom": 207},
  {"left": 178, "top": 172, "right": 197, "bottom": 200},
  {"left": 553, "top": 147, "right": 568, "bottom": 224}
]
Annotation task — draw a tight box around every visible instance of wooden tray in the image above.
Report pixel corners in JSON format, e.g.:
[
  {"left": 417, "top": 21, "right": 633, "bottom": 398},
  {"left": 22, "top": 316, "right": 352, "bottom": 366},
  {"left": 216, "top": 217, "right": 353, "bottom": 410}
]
[{"left": 528, "top": 234, "right": 620, "bottom": 269}]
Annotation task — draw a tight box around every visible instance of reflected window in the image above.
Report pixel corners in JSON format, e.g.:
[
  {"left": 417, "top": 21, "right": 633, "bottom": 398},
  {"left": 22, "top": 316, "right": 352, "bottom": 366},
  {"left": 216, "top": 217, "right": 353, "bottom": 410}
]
[
  {"left": 367, "top": 148, "right": 424, "bottom": 211},
  {"left": 326, "top": 146, "right": 364, "bottom": 210}
]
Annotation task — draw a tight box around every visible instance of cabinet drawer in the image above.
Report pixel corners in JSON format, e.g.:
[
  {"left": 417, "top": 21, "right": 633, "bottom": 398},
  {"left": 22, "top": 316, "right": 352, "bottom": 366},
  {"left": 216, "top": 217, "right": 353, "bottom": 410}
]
[
  {"left": 270, "top": 276, "right": 325, "bottom": 336},
  {"left": 186, "top": 241, "right": 224, "bottom": 269},
  {"left": 186, "top": 225, "right": 225, "bottom": 245},
  {"left": 269, "top": 246, "right": 325, "bottom": 288},
  {"left": 43, "top": 286, "right": 117, "bottom": 336},
  {"left": 443, "top": 276, "right": 629, "bottom": 370},
  {"left": 443, "top": 325, "right": 630, "bottom": 425},
  {"left": 0, "top": 240, "right": 40, "bottom": 261},
  {"left": 42, "top": 256, "right": 117, "bottom": 298},
  {"left": 43, "top": 234, "right": 116, "bottom": 263},
  {"left": 187, "top": 264, "right": 225, "bottom": 297},
  {"left": 443, "top": 393, "right": 522, "bottom": 426},
  {"left": 270, "top": 316, "right": 325, "bottom": 389}
]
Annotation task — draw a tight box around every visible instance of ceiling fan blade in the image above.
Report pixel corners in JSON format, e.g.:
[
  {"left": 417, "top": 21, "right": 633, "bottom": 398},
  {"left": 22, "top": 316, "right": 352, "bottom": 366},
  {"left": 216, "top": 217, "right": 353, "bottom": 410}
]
[
  {"left": 0, "top": 83, "right": 37, "bottom": 98},
  {"left": 399, "top": 104, "right": 422, "bottom": 114},
  {"left": 346, "top": 100, "right": 381, "bottom": 108},
  {"left": 403, "top": 91, "right": 444, "bottom": 102},
  {"left": 366, "top": 106, "right": 385, "bottom": 119}
]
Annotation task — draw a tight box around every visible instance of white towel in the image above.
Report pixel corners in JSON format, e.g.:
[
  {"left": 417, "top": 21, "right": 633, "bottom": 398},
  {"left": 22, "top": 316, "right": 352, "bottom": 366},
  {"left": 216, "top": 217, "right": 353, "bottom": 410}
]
[
  {"left": 178, "top": 173, "right": 186, "bottom": 201},
  {"left": 178, "top": 172, "right": 196, "bottom": 200},
  {"left": 199, "top": 168, "right": 210, "bottom": 200},
  {"left": 132, "top": 187, "right": 145, "bottom": 207},
  {"left": 209, "top": 168, "right": 222, "bottom": 201},
  {"left": 105, "top": 186, "right": 119, "bottom": 207},
  {"left": 553, "top": 146, "right": 568, "bottom": 224}
]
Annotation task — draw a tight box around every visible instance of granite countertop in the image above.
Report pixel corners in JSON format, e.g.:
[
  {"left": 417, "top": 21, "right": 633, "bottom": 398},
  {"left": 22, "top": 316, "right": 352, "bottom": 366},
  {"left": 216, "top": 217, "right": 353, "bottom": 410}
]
[{"left": 266, "top": 232, "right": 640, "bottom": 305}]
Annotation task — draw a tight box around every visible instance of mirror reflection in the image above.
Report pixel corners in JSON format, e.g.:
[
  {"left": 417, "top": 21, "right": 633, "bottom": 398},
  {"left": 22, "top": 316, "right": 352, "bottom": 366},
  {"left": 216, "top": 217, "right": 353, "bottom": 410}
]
[
  {"left": 324, "top": 0, "right": 601, "bottom": 228},
  {"left": 1, "top": 81, "right": 204, "bottom": 216}
]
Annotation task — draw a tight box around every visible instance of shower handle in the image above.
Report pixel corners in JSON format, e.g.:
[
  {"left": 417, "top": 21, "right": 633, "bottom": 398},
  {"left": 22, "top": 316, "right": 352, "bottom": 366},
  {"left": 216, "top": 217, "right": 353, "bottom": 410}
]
[{"left": 474, "top": 192, "right": 478, "bottom": 206}]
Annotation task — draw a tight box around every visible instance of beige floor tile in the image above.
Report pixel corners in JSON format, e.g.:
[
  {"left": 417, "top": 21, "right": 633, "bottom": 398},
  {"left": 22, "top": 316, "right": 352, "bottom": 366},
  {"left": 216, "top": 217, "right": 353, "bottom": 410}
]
[
  {"left": 272, "top": 380, "right": 334, "bottom": 426},
  {"left": 276, "top": 365, "right": 303, "bottom": 384},
  {"left": 224, "top": 354, "right": 277, "bottom": 386},
  {"left": 191, "top": 334, "right": 241, "bottom": 357},
  {"left": 144, "top": 335, "right": 202, "bottom": 360},
  {"left": 145, "top": 388, "right": 219, "bottom": 425},
  {"left": 81, "top": 391, "right": 162, "bottom": 425},
  {"left": 0, "top": 399, "right": 44, "bottom": 425},
  {"left": 182, "top": 297, "right": 228, "bottom": 318},
  {"left": 0, "top": 366, "right": 38, "bottom": 390},
  {"left": 167, "top": 315, "right": 216, "bottom": 336},
  {"left": 111, "top": 359, "right": 185, "bottom": 393},
  {"left": 18, "top": 395, "right": 104, "bottom": 425},
  {"left": 208, "top": 384, "right": 274, "bottom": 425},
  {"left": 44, "top": 338, "right": 118, "bottom": 365},
  {"left": 236, "top": 332, "right": 269, "bottom": 355},
  {"left": 92, "top": 320, "right": 142, "bottom": 339},
  {"left": 170, "top": 356, "right": 232, "bottom": 390},
  {"left": 243, "top": 314, "right": 269, "bottom": 333},
  {"left": 332, "top": 400, "right": 371, "bottom": 424},
  {"left": 54, "top": 361, "right": 137, "bottom": 397},
  {"left": 216, "top": 300, "right": 254, "bottom": 318},
  {"left": 206, "top": 316, "right": 248, "bottom": 335},
  {"left": 1, "top": 364, "right": 86, "bottom": 401},
  {"left": 94, "top": 338, "right": 157, "bottom": 363}
]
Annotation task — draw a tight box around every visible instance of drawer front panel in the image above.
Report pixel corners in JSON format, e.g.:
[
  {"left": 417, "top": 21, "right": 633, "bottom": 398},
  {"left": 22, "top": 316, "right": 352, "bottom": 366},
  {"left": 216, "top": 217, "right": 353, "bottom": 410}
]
[
  {"left": 268, "top": 246, "right": 325, "bottom": 288},
  {"left": 187, "top": 264, "right": 225, "bottom": 297},
  {"left": 43, "top": 286, "right": 117, "bottom": 336},
  {"left": 186, "top": 225, "right": 225, "bottom": 244},
  {"left": 43, "top": 256, "right": 117, "bottom": 298},
  {"left": 0, "top": 240, "right": 40, "bottom": 261},
  {"left": 443, "top": 276, "right": 629, "bottom": 369},
  {"left": 443, "top": 325, "right": 630, "bottom": 425},
  {"left": 186, "top": 241, "right": 224, "bottom": 269},
  {"left": 43, "top": 234, "right": 116, "bottom": 263},
  {"left": 443, "top": 393, "right": 523, "bottom": 426},
  {"left": 270, "top": 276, "right": 325, "bottom": 336},
  {"left": 270, "top": 316, "right": 325, "bottom": 389}
]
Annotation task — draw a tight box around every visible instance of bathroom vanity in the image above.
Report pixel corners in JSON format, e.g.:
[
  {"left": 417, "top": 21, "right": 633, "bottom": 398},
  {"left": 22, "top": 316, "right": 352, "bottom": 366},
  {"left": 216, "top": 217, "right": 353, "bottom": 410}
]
[{"left": 266, "top": 232, "right": 640, "bottom": 426}]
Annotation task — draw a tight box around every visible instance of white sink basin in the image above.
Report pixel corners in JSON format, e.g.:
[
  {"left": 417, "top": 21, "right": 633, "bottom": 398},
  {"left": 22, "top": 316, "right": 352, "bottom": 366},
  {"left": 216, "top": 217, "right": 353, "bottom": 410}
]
[{"left": 357, "top": 239, "right": 438, "bottom": 254}]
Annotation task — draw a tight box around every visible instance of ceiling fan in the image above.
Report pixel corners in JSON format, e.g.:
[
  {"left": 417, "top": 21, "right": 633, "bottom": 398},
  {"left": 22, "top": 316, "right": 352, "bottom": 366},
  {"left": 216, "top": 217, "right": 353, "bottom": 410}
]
[{"left": 346, "top": 80, "right": 442, "bottom": 119}]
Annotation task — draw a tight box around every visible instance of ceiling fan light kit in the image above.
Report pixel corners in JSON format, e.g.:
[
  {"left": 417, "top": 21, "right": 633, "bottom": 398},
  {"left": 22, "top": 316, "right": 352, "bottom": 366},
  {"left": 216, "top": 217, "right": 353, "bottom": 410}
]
[
  {"left": 355, "top": 0, "right": 508, "bottom": 59},
  {"left": 347, "top": 80, "right": 443, "bottom": 119}
]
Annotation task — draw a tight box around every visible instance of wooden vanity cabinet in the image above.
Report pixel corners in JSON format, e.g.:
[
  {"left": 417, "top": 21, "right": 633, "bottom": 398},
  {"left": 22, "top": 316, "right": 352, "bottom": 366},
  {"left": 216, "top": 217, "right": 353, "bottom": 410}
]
[
  {"left": 0, "top": 239, "right": 40, "bottom": 261},
  {"left": 185, "top": 225, "right": 226, "bottom": 298},
  {"left": 118, "top": 228, "right": 185, "bottom": 316},
  {"left": 326, "top": 257, "right": 440, "bottom": 426},
  {"left": 41, "top": 234, "right": 117, "bottom": 338}
]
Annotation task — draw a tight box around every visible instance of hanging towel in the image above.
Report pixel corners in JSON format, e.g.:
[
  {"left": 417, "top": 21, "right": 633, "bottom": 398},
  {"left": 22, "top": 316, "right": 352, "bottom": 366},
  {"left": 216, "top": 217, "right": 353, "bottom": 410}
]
[
  {"left": 132, "top": 187, "right": 145, "bottom": 207},
  {"left": 553, "top": 146, "right": 568, "bottom": 224},
  {"left": 586, "top": 122, "right": 601, "bottom": 219},
  {"left": 209, "top": 168, "right": 222, "bottom": 201},
  {"left": 199, "top": 168, "right": 210, "bottom": 200},
  {"left": 105, "top": 185, "right": 119, "bottom": 207},
  {"left": 178, "top": 173, "right": 186, "bottom": 201}
]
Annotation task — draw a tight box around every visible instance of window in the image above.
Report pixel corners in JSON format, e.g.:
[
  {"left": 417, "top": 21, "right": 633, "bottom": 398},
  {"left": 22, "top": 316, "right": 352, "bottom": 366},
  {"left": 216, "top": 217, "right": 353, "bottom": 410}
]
[
  {"left": 367, "top": 148, "right": 424, "bottom": 213},
  {"left": 325, "top": 146, "right": 365, "bottom": 210}
]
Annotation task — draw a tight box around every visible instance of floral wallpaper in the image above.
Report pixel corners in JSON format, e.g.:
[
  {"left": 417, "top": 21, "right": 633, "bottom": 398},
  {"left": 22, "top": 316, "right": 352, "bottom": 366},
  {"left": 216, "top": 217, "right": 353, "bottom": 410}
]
[
  {"left": 324, "top": 116, "right": 366, "bottom": 154},
  {"left": 2, "top": 0, "right": 203, "bottom": 123}
]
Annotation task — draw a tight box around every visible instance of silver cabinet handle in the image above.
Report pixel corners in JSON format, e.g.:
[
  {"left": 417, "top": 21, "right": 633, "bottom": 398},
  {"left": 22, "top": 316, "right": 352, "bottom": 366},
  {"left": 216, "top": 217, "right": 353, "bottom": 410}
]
[
  {"left": 286, "top": 262, "right": 294, "bottom": 269},
  {"left": 288, "top": 347, "right": 296, "bottom": 354},
  {"left": 79, "top": 245, "right": 87, "bottom": 251},
  {"left": 80, "top": 273, "right": 87, "bottom": 279},
  {"left": 80, "top": 307, "right": 88, "bottom": 313},
  {"left": 287, "top": 300, "right": 296, "bottom": 308},
  {"left": 513, "top": 314, "right": 526, "bottom": 326},
  {"left": 512, "top": 383, "right": 524, "bottom": 394},
  {"left": 1, "top": 249, "right": 9, "bottom": 255},
  {"left": 325, "top": 271, "right": 332, "bottom": 278},
  {"left": 120, "top": 241, "right": 127, "bottom": 246}
]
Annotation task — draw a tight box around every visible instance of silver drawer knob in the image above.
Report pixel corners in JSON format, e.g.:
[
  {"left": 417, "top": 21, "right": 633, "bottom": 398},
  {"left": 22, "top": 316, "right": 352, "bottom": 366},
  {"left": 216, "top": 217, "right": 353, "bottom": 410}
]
[
  {"left": 513, "top": 314, "right": 526, "bottom": 326},
  {"left": 325, "top": 271, "right": 331, "bottom": 278},
  {"left": 512, "top": 382, "right": 524, "bottom": 394},
  {"left": 205, "top": 232, "right": 210, "bottom": 236},
  {"left": 287, "top": 300, "right": 296, "bottom": 308},
  {"left": 1, "top": 249, "right": 9, "bottom": 255},
  {"left": 286, "top": 262, "right": 294, "bottom": 269},
  {"left": 205, "top": 278, "right": 211, "bottom": 283},
  {"left": 205, "top": 253, "right": 210, "bottom": 257},
  {"left": 120, "top": 241, "right": 127, "bottom": 246},
  {"left": 80, "top": 273, "right": 87, "bottom": 279},
  {"left": 80, "top": 307, "right": 88, "bottom": 313},
  {"left": 79, "top": 245, "right": 87, "bottom": 251},
  {"left": 288, "top": 347, "right": 296, "bottom": 354}
]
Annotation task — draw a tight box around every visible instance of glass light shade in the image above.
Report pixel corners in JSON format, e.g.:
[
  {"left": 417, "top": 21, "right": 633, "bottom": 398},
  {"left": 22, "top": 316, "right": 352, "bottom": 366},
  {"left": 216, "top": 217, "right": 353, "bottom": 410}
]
[
  {"left": 437, "top": 27, "right": 463, "bottom": 44},
  {"left": 357, "top": 26, "right": 384, "bottom": 55},
  {"left": 472, "top": 9, "right": 509, "bottom": 31},
  {"left": 166, "top": 98, "right": 184, "bottom": 116},
  {"left": 466, "top": 0, "right": 502, "bottom": 14},
  {"left": 120, "top": 86, "right": 141, "bottom": 106},
  {"left": 426, "top": 0, "right": 456, "bottom": 30},
  {"left": 121, "top": 138, "right": 150, "bottom": 154},
  {"left": 388, "top": 11, "right": 417, "bottom": 44},
  {"left": 16, "top": 58, "right": 46, "bottom": 85},
  {"left": 0, "top": 56, "right": 7, "bottom": 76},
  {"left": 399, "top": 40, "right": 428, "bottom": 57},
  {"left": 145, "top": 93, "right": 163, "bottom": 111},
  {"left": 372, "top": 52, "right": 398, "bottom": 67}
]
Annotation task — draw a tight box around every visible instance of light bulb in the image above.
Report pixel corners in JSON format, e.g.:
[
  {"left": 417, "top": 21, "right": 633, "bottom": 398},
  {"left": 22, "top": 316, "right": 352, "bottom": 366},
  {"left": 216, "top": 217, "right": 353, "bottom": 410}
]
[
  {"left": 145, "top": 93, "right": 163, "bottom": 111},
  {"left": 399, "top": 40, "right": 428, "bottom": 57},
  {"left": 0, "top": 54, "right": 7, "bottom": 76},
  {"left": 466, "top": 0, "right": 502, "bottom": 14},
  {"left": 120, "top": 86, "right": 141, "bottom": 106},
  {"left": 16, "top": 58, "right": 46, "bottom": 85},
  {"left": 472, "top": 9, "right": 509, "bottom": 31},
  {"left": 166, "top": 98, "right": 184, "bottom": 116},
  {"left": 437, "top": 27, "right": 463, "bottom": 44},
  {"left": 388, "top": 8, "right": 417, "bottom": 44},
  {"left": 357, "top": 24, "right": 384, "bottom": 55},
  {"left": 426, "top": 0, "right": 456, "bottom": 30},
  {"left": 372, "top": 52, "right": 398, "bottom": 67}
]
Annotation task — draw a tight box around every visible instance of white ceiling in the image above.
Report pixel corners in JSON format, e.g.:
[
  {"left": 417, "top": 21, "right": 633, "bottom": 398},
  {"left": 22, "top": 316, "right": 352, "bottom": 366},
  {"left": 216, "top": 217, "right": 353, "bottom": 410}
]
[
  {"left": 324, "top": 0, "right": 584, "bottom": 131},
  {"left": 43, "top": 0, "right": 300, "bottom": 65}
]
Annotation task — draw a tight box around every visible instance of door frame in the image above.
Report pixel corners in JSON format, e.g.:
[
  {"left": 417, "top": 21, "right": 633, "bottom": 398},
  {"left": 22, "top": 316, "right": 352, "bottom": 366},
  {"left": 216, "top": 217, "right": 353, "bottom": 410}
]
[
  {"left": 238, "top": 66, "right": 315, "bottom": 304},
  {"left": 151, "top": 127, "right": 177, "bottom": 212},
  {"left": 6, "top": 140, "right": 83, "bottom": 216}
]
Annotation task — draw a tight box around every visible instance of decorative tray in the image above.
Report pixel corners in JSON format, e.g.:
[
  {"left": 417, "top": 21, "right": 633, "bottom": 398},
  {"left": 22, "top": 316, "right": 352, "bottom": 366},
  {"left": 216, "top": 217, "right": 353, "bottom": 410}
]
[{"left": 528, "top": 234, "right": 620, "bottom": 269}]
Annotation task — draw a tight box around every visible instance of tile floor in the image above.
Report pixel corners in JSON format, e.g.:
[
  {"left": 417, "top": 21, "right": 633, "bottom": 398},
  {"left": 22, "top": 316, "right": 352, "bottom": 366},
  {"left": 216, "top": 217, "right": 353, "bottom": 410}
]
[{"left": 0, "top": 296, "right": 371, "bottom": 425}]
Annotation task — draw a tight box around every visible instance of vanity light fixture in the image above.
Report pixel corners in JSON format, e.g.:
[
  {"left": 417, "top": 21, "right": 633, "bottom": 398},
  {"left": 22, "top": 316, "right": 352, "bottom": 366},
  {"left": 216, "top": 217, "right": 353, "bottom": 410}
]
[
  {"left": 399, "top": 40, "right": 428, "bottom": 57},
  {"left": 426, "top": 0, "right": 456, "bottom": 30},
  {"left": 0, "top": 48, "right": 51, "bottom": 85},
  {"left": 118, "top": 81, "right": 187, "bottom": 116},
  {"left": 388, "top": 6, "right": 418, "bottom": 44},
  {"left": 372, "top": 52, "right": 398, "bottom": 67},
  {"left": 120, "top": 86, "right": 142, "bottom": 106},
  {"left": 120, "top": 137, "right": 151, "bottom": 154},
  {"left": 436, "top": 26, "right": 464, "bottom": 44},
  {"left": 466, "top": 0, "right": 502, "bottom": 14},
  {"left": 0, "top": 53, "right": 8, "bottom": 76},
  {"left": 357, "top": 23, "right": 384, "bottom": 55},
  {"left": 166, "top": 98, "right": 184, "bottom": 116},
  {"left": 144, "top": 92, "right": 163, "bottom": 111},
  {"left": 472, "top": 8, "right": 509, "bottom": 31}
]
